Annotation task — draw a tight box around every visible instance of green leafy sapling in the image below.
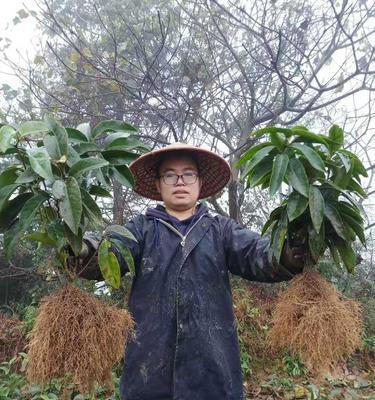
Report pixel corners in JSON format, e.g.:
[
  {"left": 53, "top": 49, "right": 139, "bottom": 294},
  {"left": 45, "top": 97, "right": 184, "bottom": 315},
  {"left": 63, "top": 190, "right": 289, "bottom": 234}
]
[
  {"left": 236, "top": 125, "right": 367, "bottom": 272},
  {"left": 0, "top": 115, "right": 149, "bottom": 288}
]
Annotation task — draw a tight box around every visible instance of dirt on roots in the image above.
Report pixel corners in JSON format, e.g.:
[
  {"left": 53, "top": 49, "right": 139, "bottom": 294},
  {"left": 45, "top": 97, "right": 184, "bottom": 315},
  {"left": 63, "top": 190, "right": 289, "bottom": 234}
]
[
  {"left": 268, "top": 271, "right": 363, "bottom": 374},
  {"left": 26, "top": 284, "right": 135, "bottom": 393}
]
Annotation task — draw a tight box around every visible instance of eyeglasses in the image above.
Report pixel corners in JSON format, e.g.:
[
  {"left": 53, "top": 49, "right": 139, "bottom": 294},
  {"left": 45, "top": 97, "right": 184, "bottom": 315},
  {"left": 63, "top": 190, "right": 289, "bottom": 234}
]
[{"left": 160, "top": 171, "right": 199, "bottom": 185}]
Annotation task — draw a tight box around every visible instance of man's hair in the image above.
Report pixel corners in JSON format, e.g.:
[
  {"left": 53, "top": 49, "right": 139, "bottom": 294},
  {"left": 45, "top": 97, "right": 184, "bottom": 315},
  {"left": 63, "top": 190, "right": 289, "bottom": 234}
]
[{"left": 154, "top": 151, "right": 200, "bottom": 176}]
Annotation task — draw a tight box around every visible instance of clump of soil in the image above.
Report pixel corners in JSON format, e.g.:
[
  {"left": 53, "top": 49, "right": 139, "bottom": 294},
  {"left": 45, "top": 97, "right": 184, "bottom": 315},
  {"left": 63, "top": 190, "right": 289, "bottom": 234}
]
[
  {"left": 268, "top": 271, "right": 363, "bottom": 374},
  {"left": 0, "top": 313, "right": 26, "bottom": 367},
  {"left": 26, "top": 284, "right": 134, "bottom": 393}
]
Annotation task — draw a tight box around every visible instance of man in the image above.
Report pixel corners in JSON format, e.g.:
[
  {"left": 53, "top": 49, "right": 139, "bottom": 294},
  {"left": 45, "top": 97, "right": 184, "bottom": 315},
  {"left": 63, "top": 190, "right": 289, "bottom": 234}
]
[{"left": 81, "top": 143, "right": 304, "bottom": 400}]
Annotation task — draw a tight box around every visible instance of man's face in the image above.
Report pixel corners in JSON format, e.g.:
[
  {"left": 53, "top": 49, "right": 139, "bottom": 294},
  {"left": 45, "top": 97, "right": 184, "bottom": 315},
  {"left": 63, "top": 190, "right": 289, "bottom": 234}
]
[{"left": 156, "top": 156, "right": 201, "bottom": 211}]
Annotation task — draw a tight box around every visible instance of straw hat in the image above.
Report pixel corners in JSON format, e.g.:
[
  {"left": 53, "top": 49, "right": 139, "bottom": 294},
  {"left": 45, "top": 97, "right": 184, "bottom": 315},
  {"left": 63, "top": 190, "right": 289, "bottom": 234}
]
[{"left": 129, "top": 143, "right": 232, "bottom": 201}]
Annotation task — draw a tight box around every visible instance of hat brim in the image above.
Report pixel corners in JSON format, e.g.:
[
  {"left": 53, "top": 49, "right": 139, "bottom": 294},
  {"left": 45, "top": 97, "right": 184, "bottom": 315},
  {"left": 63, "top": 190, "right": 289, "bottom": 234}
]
[{"left": 129, "top": 145, "right": 232, "bottom": 201}]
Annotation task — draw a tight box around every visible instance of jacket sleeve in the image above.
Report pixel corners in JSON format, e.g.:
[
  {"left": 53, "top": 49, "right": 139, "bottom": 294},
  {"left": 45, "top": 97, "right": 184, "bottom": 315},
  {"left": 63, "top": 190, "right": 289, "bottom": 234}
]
[
  {"left": 77, "top": 217, "right": 143, "bottom": 280},
  {"left": 223, "top": 217, "right": 300, "bottom": 283}
]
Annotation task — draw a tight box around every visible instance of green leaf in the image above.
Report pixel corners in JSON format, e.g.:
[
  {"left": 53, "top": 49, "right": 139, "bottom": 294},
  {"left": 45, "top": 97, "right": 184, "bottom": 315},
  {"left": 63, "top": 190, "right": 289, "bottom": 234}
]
[
  {"left": 235, "top": 142, "right": 269, "bottom": 168},
  {"left": 68, "top": 157, "right": 109, "bottom": 177},
  {"left": 59, "top": 177, "right": 82, "bottom": 235},
  {"left": 66, "top": 127, "right": 89, "bottom": 142},
  {"left": 337, "top": 151, "right": 352, "bottom": 173},
  {"left": 246, "top": 157, "right": 272, "bottom": 187},
  {"left": 0, "top": 167, "right": 19, "bottom": 188},
  {"left": 324, "top": 202, "right": 349, "bottom": 241},
  {"left": 327, "top": 242, "right": 341, "bottom": 269},
  {"left": 5, "top": 194, "right": 46, "bottom": 258},
  {"left": 339, "top": 150, "right": 368, "bottom": 177},
  {"left": 27, "top": 147, "right": 54, "bottom": 181},
  {"left": 64, "top": 224, "right": 82, "bottom": 256},
  {"left": 308, "top": 223, "right": 325, "bottom": 262},
  {"left": 340, "top": 212, "right": 366, "bottom": 246},
  {"left": 111, "top": 238, "right": 135, "bottom": 277},
  {"left": 270, "top": 132, "right": 286, "bottom": 151},
  {"left": 335, "top": 238, "right": 356, "bottom": 273},
  {"left": 271, "top": 223, "right": 287, "bottom": 263},
  {"left": 80, "top": 188, "right": 104, "bottom": 229},
  {"left": 0, "top": 184, "right": 19, "bottom": 212},
  {"left": 74, "top": 143, "right": 100, "bottom": 155},
  {"left": 89, "top": 185, "right": 112, "bottom": 198},
  {"left": 291, "top": 126, "right": 329, "bottom": 146},
  {"left": 309, "top": 185, "right": 325, "bottom": 233},
  {"left": 0, "top": 192, "right": 33, "bottom": 231},
  {"left": 328, "top": 125, "right": 344, "bottom": 153},
  {"left": 23, "top": 231, "right": 56, "bottom": 246},
  {"left": 286, "top": 158, "right": 309, "bottom": 197},
  {"left": 243, "top": 145, "right": 276, "bottom": 176},
  {"left": 110, "top": 165, "right": 134, "bottom": 188},
  {"left": 261, "top": 206, "right": 285, "bottom": 236},
  {"left": 347, "top": 178, "right": 367, "bottom": 198},
  {"left": 290, "top": 143, "right": 325, "bottom": 172},
  {"left": 91, "top": 120, "right": 137, "bottom": 139},
  {"left": 43, "top": 135, "right": 61, "bottom": 160},
  {"left": 17, "top": 121, "right": 48, "bottom": 137},
  {"left": 269, "top": 154, "right": 289, "bottom": 196},
  {"left": 337, "top": 201, "right": 364, "bottom": 224},
  {"left": 0, "top": 125, "right": 16, "bottom": 152},
  {"left": 44, "top": 115, "right": 68, "bottom": 156},
  {"left": 105, "top": 225, "right": 137, "bottom": 242},
  {"left": 104, "top": 132, "right": 132, "bottom": 146},
  {"left": 287, "top": 191, "right": 308, "bottom": 221},
  {"left": 101, "top": 149, "right": 139, "bottom": 165},
  {"left": 98, "top": 239, "right": 121, "bottom": 288}
]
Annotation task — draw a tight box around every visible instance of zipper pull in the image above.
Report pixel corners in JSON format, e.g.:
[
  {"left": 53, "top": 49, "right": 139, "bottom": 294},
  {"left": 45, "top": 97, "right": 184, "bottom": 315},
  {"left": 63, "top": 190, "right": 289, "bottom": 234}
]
[{"left": 180, "top": 237, "right": 186, "bottom": 247}]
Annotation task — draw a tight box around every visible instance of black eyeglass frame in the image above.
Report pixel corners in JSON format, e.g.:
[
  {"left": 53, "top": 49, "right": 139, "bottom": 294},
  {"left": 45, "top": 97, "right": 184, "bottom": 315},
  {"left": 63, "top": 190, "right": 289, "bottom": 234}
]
[{"left": 159, "top": 172, "right": 199, "bottom": 185}]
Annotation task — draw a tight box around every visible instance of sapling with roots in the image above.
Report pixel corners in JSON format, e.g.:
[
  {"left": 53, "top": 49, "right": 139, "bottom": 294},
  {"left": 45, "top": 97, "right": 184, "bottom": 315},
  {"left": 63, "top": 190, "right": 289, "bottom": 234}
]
[
  {"left": 0, "top": 116, "right": 149, "bottom": 393},
  {"left": 237, "top": 125, "right": 367, "bottom": 374}
]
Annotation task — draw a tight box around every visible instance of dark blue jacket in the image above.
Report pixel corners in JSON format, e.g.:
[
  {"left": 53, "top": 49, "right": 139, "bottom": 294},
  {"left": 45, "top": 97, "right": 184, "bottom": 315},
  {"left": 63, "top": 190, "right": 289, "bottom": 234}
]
[{"left": 113, "top": 205, "right": 298, "bottom": 400}]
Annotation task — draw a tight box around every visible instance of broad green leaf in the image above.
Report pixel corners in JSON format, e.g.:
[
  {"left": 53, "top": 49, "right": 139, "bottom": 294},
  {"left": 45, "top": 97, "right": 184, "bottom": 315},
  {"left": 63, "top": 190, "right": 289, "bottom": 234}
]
[
  {"left": 98, "top": 239, "right": 121, "bottom": 288},
  {"left": 287, "top": 191, "right": 308, "bottom": 221},
  {"left": 290, "top": 143, "right": 325, "bottom": 172},
  {"left": 67, "top": 145, "right": 81, "bottom": 166},
  {"left": 337, "top": 151, "right": 352, "bottom": 173},
  {"left": 64, "top": 224, "right": 82, "bottom": 256},
  {"left": 5, "top": 194, "right": 46, "bottom": 258},
  {"left": 291, "top": 126, "right": 329, "bottom": 146},
  {"left": 107, "top": 137, "right": 150, "bottom": 152},
  {"left": 324, "top": 203, "right": 349, "bottom": 241},
  {"left": 101, "top": 149, "right": 139, "bottom": 165},
  {"left": 235, "top": 142, "right": 269, "bottom": 168},
  {"left": 335, "top": 238, "right": 356, "bottom": 273},
  {"left": 92, "top": 120, "right": 137, "bottom": 139},
  {"left": 52, "top": 180, "right": 65, "bottom": 199},
  {"left": 269, "top": 154, "right": 289, "bottom": 196},
  {"left": 270, "top": 132, "right": 286, "bottom": 151},
  {"left": 68, "top": 157, "right": 109, "bottom": 177},
  {"left": 105, "top": 225, "right": 137, "bottom": 242},
  {"left": 59, "top": 177, "right": 82, "bottom": 235},
  {"left": 44, "top": 115, "right": 68, "bottom": 156},
  {"left": 333, "top": 166, "right": 351, "bottom": 189},
  {"left": 74, "top": 143, "right": 100, "bottom": 155},
  {"left": 76, "top": 122, "right": 91, "bottom": 137},
  {"left": 104, "top": 132, "right": 132, "bottom": 146},
  {"left": 66, "top": 127, "right": 89, "bottom": 142},
  {"left": 337, "top": 201, "right": 364, "bottom": 224},
  {"left": 286, "top": 158, "right": 309, "bottom": 197},
  {"left": 17, "top": 121, "right": 48, "bottom": 137},
  {"left": 340, "top": 213, "right": 366, "bottom": 246},
  {"left": 0, "top": 167, "right": 19, "bottom": 188},
  {"left": 23, "top": 231, "right": 56, "bottom": 246},
  {"left": 347, "top": 178, "right": 367, "bottom": 198},
  {"left": 89, "top": 185, "right": 112, "bottom": 198},
  {"left": 110, "top": 165, "right": 134, "bottom": 187},
  {"left": 242, "top": 145, "right": 276, "bottom": 176},
  {"left": 111, "top": 238, "right": 135, "bottom": 277},
  {"left": 0, "top": 125, "right": 16, "bottom": 152},
  {"left": 80, "top": 188, "right": 104, "bottom": 229},
  {"left": 271, "top": 223, "right": 287, "bottom": 263},
  {"left": 0, "top": 184, "right": 19, "bottom": 212},
  {"left": 246, "top": 157, "right": 272, "bottom": 187},
  {"left": 339, "top": 150, "right": 368, "bottom": 177},
  {"left": 43, "top": 135, "right": 61, "bottom": 159},
  {"left": 252, "top": 126, "right": 294, "bottom": 138},
  {"left": 327, "top": 242, "right": 341, "bottom": 269},
  {"left": 261, "top": 206, "right": 285, "bottom": 236},
  {"left": 309, "top": 185, "right": 325, "bottom": 233},
  {"left": 0, "top": 192, "right": 33, "bottom": 231},
  {"left": 27, "top": 147, "right": 54, "bottom": 181},
  {"left": 328, "top": 125, "right": 344, "bottom": 153},
  {"left": 308, "top": 223, "right": 325, "bottom": 262}
]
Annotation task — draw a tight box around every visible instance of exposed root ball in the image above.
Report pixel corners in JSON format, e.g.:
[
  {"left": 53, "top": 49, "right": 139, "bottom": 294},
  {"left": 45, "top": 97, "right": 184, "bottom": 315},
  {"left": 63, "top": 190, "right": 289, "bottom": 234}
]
[
  {"left": 26, "top": 284, "right": 134, "bottom": 393},
  {"left": 268, "top": 271, "right": 363, "bottom": 374}
]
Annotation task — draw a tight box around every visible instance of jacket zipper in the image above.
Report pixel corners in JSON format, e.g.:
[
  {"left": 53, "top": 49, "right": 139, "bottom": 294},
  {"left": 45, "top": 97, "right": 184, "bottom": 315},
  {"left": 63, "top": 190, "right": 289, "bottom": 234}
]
[{"left": 156, "top": 214, "right": 205, "bottom": 247}]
